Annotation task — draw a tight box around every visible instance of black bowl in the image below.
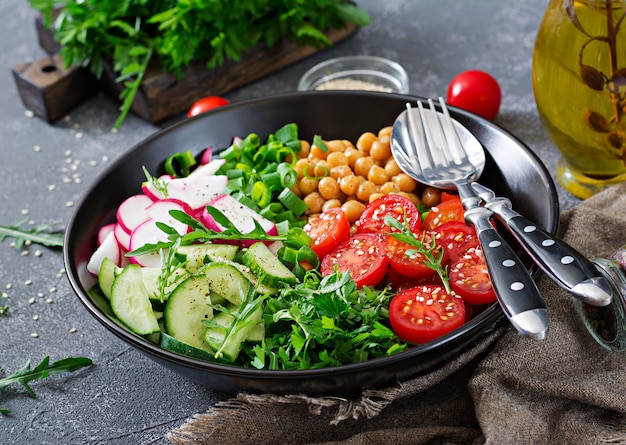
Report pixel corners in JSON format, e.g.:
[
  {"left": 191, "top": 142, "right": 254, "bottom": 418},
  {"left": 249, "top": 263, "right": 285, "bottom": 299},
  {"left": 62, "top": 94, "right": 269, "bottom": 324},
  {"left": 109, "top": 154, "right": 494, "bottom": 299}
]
[{"left": 64, "top": 91, "right": 559, "bottom": 395}]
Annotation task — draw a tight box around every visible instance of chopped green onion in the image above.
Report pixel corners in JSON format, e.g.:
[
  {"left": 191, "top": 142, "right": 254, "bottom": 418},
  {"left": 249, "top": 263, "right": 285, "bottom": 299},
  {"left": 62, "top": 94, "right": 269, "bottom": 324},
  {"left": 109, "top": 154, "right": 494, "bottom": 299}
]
[
  {"left": 312, "top": 135, "right": 328, "bottom": 153},
  {"left": 251, "top": 181, "right": 271, "bottom": 208},
  {"left": 164, "top": 150, "right": 197, "bottom": 177},
  {"left": 274, "top": 123, "right": 299, "bottom": 143},
  {"left": 278, "top": 188, "right": 308, "bottom": 217}
]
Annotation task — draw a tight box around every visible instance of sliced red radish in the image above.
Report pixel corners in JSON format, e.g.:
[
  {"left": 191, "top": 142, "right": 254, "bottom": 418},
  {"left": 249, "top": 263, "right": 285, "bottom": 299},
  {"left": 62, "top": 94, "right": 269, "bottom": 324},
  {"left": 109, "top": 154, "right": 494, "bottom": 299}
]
[
  {"left": 188, "top": 158, "right": 226, "bottom": 177},
  {"left": 200, "top": 147, "right": 213, "bottom": 165},
  {"left": 128, "top": 220, "right": 167, "bottom": 268},
  {"left": 87, "top": 231, "right": 121, "bottom": 274},
  {"left": 116, "top": 194, "right": 153, "bottom": 233},
  {"left": 201, "top": 194, "right": 277, "bottom": 247},
  {"left": 114, "top": 222, "right": 131, "bottom": 251},
  {"left": 141, "top": 174, "right": 227, "bottom": 210},
  {"left": 98, "top": 223, "right": 116, "bottom": 246},
  {"left": 144, "top": 198, "right": 193, "bottom": 228},
  {"left": 141, "top": 174, "right": 173, "bottom": 201}
]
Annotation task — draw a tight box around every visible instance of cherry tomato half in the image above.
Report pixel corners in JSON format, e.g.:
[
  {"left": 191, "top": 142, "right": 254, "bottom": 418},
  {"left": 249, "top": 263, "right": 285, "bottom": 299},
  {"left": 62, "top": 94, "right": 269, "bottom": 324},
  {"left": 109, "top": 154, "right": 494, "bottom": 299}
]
[
  {"left": 389, "top": 284, "right": 466, "bottom": 344},
  {"left": 446, "top": 70, "right": 501, "bottom": 120},
  {"left": 423, "top": 197, "right": 465, "bottom": 230},
  {"left": 320, "top": 233, "right": 388, "bottom": 288},
  {"left": 432, "top": 221, "right": 479, "bottom": 263},
  {"left": 303, "top": 208, "right": 351, "bottom": 259},
  {"left": 187, "top": 96, "right": 230, "bottom": 117},
  {"left": 449, "top": 250, "right": 497, "bottom": 306},
  {"left": 356, "top": 194, "right": 422, "bottom": 234},
  {"left": 385, "top": 232, "right": 445, "bottom": 278}
]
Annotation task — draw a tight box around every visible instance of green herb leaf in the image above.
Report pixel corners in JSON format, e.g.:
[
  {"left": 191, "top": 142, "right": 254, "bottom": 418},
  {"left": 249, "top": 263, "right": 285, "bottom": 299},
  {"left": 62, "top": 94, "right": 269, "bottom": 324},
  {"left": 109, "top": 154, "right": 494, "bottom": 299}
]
[
  {"left": 0, "top": 356, "right": 92, "bottom": 414},
  {"left": 0, "top": 219, "right": 64, "bottom": 249}
]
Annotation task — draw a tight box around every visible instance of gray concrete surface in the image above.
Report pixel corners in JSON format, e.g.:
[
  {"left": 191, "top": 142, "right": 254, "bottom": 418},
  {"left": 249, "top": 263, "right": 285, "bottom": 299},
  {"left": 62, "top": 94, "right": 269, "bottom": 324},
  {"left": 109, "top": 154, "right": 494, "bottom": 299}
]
[{"left": 1, "top": 1, "right": 574, "bottom": 443}]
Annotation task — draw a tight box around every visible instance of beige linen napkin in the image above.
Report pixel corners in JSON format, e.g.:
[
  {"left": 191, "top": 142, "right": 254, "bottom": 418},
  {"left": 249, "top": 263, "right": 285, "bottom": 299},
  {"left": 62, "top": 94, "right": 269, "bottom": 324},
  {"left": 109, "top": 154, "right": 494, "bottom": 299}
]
[{"left": 168, "top": 183, "right": 626, "bottom": 445}]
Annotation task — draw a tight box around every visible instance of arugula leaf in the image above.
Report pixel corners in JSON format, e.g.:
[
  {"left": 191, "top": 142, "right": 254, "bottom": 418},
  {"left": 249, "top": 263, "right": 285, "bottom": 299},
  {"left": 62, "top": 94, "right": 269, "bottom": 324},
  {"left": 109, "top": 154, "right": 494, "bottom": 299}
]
[
  {"left": 0, "top": 219, "right": 64, "bottom": 249},
  {"left": 0, "top": 356, "right": 92, "bottom": 415}
]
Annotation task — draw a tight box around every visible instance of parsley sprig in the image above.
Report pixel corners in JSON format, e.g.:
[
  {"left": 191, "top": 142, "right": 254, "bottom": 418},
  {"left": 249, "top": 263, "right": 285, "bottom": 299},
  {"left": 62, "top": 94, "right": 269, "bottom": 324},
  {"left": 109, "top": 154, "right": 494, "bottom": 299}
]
[
  {"left": 1, "top": 356, "right": 92, "bottom": 415},
  {"left": 29, "top": 0, "right": 371, "bottom": 127},
  {"left": 384, "top": 215, "right": 451, "bottom": 293}
]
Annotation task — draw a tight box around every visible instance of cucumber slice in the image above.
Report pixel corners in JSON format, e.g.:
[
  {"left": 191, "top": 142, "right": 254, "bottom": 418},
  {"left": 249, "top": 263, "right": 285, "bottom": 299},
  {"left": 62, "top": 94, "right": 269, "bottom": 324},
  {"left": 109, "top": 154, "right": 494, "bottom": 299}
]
[
  {"left": 177, "top": 244, "right": 239, "bottom": 273},
  {"left": 110, "top": 264, "right": 160, "bottom": 335},
  {"left": 204, "top": 299, "right": 264, "bottom": 362},
  {"left": 242, "top": 242, "right": 296, "bottom": 288},
  {"left": 98, "top": 257, "right": 122, "bottom": 299},
  {"left": 160, "top": 332, "right": 214, "bottom": 361},
  {"left": 164, "top": 274, "right": 213, "bottom": 353},
  {"left": 204, "top": 262, "right": 252, "bottom": 306},
  {"left": 141, "top": 266, "right": 188, "bottom": 306}
]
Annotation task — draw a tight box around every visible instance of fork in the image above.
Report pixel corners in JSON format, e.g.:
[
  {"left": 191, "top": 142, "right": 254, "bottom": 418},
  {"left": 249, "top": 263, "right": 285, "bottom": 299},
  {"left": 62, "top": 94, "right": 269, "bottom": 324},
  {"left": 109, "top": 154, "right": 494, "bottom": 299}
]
[{"left": 402, "top": 98, "right": 549, "bottom": 340}]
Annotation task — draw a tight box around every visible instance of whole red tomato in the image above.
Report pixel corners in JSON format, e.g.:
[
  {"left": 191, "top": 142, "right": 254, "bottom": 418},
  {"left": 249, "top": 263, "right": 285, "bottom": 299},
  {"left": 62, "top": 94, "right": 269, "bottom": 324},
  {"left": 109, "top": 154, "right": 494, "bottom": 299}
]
[
  {"left": 187, "top": 96, "right": 230, "bottom": 117},
  {"left": 446, "top": 70, "right": 501, "bottom": 120}
]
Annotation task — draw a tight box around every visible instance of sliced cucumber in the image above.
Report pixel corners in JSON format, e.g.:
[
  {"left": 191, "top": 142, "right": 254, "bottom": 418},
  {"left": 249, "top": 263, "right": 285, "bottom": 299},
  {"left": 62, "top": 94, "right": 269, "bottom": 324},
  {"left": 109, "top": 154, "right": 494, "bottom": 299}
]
[
  {"left": 110, "top": 264, "right": 160, "bottom": 335},
  {"left": 164, "top": 274, "right": 213, "bottom": 353},
  {"left": 160, "top": 332, "right": 214, "bottom": 362},
  {"left": 177, "top": 244, "right": 239, "bottom": 273},
  {"left": 242, "top": 242, "right": 296, "bottom": 288},
  {"left": 98, "top": 257, "right": 122, "bottom": 299},
  {"left": 204, "top": 299, "right": 264, "bottom": 362},
  {"left": 141, "top": 266, "right": 188, "bottom": 306},
  {"left": 204, "top": 262, "right": 252, "bottom": 306}
]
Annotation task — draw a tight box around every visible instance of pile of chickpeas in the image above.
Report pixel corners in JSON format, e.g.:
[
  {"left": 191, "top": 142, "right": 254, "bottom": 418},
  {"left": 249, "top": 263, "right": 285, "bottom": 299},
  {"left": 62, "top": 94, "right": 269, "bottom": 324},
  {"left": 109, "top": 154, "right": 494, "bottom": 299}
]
[{"left": 292, "top": 125, "right": 443, "bottom": 223}]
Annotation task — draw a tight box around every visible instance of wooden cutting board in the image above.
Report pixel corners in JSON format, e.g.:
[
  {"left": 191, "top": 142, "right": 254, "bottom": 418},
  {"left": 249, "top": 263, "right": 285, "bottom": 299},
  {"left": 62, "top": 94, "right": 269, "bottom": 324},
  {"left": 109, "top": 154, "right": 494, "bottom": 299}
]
[{"left": 12, "top": 17, "right": 358, "bottom": 125}]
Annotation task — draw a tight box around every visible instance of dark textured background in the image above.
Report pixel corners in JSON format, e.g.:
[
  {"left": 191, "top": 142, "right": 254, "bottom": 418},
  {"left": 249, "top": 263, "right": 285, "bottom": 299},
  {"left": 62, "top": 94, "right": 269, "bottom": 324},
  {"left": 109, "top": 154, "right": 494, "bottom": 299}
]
[{"left": 1, "top": 1, "right": 577, "bottom": 443}]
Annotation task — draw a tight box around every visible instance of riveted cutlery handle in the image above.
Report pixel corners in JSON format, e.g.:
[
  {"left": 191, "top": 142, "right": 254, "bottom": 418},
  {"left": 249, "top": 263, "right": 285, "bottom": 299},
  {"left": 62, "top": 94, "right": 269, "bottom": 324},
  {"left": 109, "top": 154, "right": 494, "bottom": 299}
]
[
  {"left": 487, "top": 200, "right": 613, "bottom": 307},
  {"left": 469, "top": 210, "right": 549, "bottom": 340}
]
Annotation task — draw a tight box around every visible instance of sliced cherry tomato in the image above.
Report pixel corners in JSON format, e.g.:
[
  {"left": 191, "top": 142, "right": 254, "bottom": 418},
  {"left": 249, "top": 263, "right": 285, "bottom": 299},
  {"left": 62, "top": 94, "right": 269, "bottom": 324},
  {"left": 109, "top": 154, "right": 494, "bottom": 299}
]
[
  {"left": 387, "top": 266, "right": 442, "bottom": 292},
  {"left": 303, "top": 208, "right": 351, "bottom": 259},
  {"left": 449, "top": 249, "right": 497, "bottom": 305},
  {"left": 384, "top": 232, "right": 445, "bottom": 278},
  {"left": 320, "top": 233, "right": 388, "bottom": 288},
  {"left": 187, "top": 96, "right": 230, "bottom": 117},
  {"left": 446, "top": 70, "right": 501, "bottom": 120},
  {"left": 423, "top": 197, "right": 465, "bottom": 230},
  {"left": 441, "top": 191, "right": 459, "bottom": 202},
  {"left": 389, "top": 284, "right": 466, "bottom": 344},
  {"left": 432, "top": 221, "right": 479, "bottom": 263},
  {"left": 356, "top": 194, "right": 421, "bottom": 234}
]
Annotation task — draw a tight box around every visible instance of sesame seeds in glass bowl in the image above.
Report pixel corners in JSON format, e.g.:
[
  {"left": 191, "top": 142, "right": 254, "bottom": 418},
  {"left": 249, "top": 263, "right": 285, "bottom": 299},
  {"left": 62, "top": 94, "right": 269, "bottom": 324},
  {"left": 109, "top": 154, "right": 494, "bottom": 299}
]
[{"left": 297, "top": 56, "right": 410, "bottom": 94}]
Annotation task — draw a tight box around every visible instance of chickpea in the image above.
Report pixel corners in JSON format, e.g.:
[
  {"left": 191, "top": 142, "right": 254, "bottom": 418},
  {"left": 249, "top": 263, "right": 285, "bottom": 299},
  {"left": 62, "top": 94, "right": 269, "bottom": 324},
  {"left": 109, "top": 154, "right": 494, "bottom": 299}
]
[
  {"left": 303, "top": 192, "right": 325, "bottom": 214},
  {"left": 326, "top": 140, "right": 347, "bottom": 153},
  {"left": 313, "top": 160, "right": 330, "bottom": 178},
  {"left": 341, "top": 200, "right": 366, "bottom": 223},
  {"left": 356, "top": 132, "right": 377, "bottom": 153},
  {"left": 326, "top": 151, "right": 349, "bottom": 167},
  {"left": 322, "top": 199, "right": 342, "bottom": 212},
  {"left": 368, "top": 164, "right": 389, "bottom": 185},
  {"left": 379, "top": 182, "right": 400, "bottom": 194},
  {"left": 392, "top": 173, "right": 418, "bottom": 192},
  {"left": 295, "top": 158, "right": 313, "bottom": 180},
  {"left": 354, "top": 156, "right": 375, "bottom": 177},
  {"left": 299, "top": 140, "right": 311, "bottom": 158},
  {"left": 318, "top": 176, "right": 341, "bottom": 200},
  {"left": 406, "top": 192, "right": 421, "bottom": 206},
  {"left": 330, "top": 164, "right": 353, "bottom": 179},
  {"left": 339, "top": 175, "right": 360, "bottom": 196},
  {"left": 421, "top": 186, "right": 441, "bottom": 208},
  {"left": 369, "top": 140, "right": 392, "bottom": 162},
  {"left": 342, "top": 139, "right": 355, "bottom": 149},
  {"left": 290, "top": 182, "right": 302, "bottom": 198},
  {"left": 384, "top": 159, "right": 402, "bottom": 177},
  {"left": 299, "top": 176, "right": 319, "bottom": 195},
  {"left": 369, "top": 192, "right": 384, "bottom": 203},
  {"left": 309, "top": 144, "right": 328, "bottom": 160},
  {"left": 378, "top": 126, "right": 392, "bottom": 139},
  {"left": 344, "top": 147, "right": 363, "bottom": 168},
  {"left": 356, "top": 180, "right": 377, "bottom": 202}
]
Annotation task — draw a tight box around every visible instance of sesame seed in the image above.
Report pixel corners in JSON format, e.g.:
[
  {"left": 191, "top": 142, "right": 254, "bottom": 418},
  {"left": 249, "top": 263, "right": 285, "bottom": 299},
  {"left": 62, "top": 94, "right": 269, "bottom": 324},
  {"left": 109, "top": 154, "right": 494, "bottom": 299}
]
[
  {"left": 64, "top": 149, "right": 72, "bottom": 156},
  {"left": 73, "top": 123, "right": 80, "bottom": 129},
  {"left": 63, "top": 177, "right": 71, "bottom": 184},
  {"left": 49, "top": 287, "right": 57, "bottom": 293},
  {"left": 24, "top": 279, "right": 33, "bottom": 285},
  {"left": 21, "top": 251, "right": 29, "bottom": 257},
  {"left": 69, "top": 328, "right": 77, "bottom": 334},
  {"left": 111, "top": 127, "right": 118, "bottom": 134},
  {"left": 6, "top": 283, "right": 12, "bottom": 289},
  {"left": 31, "top": 333, "right": 39, "bottom": 338},
  {"left": 45, "top": 298, "right": 54, "bottom": 304},
  {"left": 25, "top": 110, "right": 34, "bottom": 118},
  {"left": 33, "top": 315, "right": 39, "bottom": 321},
  {"left": 28, "top": 297, "right": 35, "bottom": 304},
  {"left": 20, "top": 209, "right": 29, "bottom": 215},
  {"left": 102, "top": 156, "right": 109, "bottom": 162},
  {"left": 33, "top": 145, "right": 41, "bottom": 152},
  {"left": 64, "top": 115, "right": 71, "bottom": 122},
  {"left": 37, "top": 292, "right": 44, "bottom": 298},
  {"left": 48, "top": 184, "right": 57, "bottom": 191},
  {"left": 75, "top": 132, "right": 83, "bottom": 139},
  {"left": 66, "top": 201, "right": 74, "bottom": 207},
  {"left": 35, "top": 250, "right": 42, "bottom": 257}
]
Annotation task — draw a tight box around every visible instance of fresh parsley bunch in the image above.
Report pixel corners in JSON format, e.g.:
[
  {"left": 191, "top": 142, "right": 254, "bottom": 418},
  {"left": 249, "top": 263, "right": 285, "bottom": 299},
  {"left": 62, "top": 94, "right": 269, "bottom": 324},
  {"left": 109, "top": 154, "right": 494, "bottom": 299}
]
[{"left": 28, "top": 0, "right": 371, "bottom": 127}]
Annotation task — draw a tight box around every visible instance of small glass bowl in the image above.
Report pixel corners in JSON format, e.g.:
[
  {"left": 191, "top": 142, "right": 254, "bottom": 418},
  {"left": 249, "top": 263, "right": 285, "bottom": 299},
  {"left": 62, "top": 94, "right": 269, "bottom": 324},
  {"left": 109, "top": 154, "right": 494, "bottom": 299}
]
[{"left": 297, "top": 56, "right": 409, "bottom": 94}]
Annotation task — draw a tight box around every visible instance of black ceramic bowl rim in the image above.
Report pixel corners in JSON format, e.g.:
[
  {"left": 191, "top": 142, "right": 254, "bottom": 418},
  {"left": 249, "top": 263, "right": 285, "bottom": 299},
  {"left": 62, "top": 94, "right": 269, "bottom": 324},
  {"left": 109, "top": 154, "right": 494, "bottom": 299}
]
[{"left": 64, "top": 91, "right": 559, "bottom": 395}]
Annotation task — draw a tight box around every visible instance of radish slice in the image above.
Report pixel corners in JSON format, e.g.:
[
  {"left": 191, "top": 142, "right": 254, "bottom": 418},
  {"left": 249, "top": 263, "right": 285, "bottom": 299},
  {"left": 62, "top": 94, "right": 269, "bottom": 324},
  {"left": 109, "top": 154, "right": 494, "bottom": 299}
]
[
  {"left": 200, "top": 147, "right": 213, "bottom": 165},
  {"left": 201, "top": 194, "right": 277, "bottom": 247},
  {"left": 114, "top": 223, "right": 131, "bottom": 251},
  {"left": 128, "top": 220, "right": 166, "bottom": 268},
  {"left": 144, "top": 198, "right": 193, "bottom": 227},
  {"left": 116, "top": 194, "right": 153, "bottom": 233},
  {"left": 188, "top": 158, "right": 226, "bottom": 177},
  {"left": 98, "top": 223, "right": 116, "bottom": 246},
  {"left": 141, "top": 174, "right": 227, "bottom": 210},
  {"left": 141, "top": 175, "right": 173, "bottom": 201},
  {"left": 87, "top": 231, "right": 121, "bottom": 275}
]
